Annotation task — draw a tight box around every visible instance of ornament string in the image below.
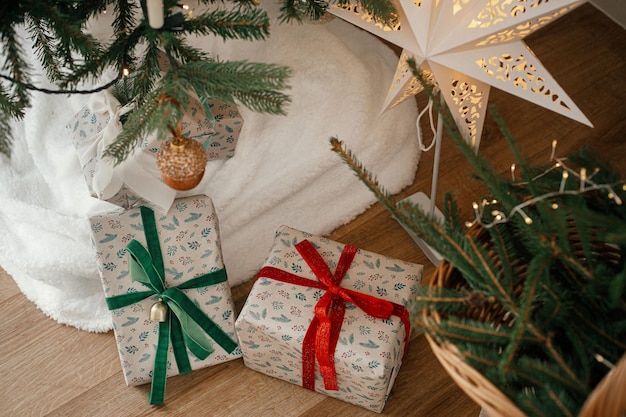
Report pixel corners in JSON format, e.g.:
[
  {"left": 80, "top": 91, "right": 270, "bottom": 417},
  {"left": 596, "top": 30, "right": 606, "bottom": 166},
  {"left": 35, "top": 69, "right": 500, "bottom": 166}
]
[
  {"left": 105, "top": 205, "right": 238, "bottom": 405},
  {"left": 257, "top": 240, "right": 410, "bottom": 392},
  {"left": 416, "top": 98, "right": 438, "bottom": 152}
]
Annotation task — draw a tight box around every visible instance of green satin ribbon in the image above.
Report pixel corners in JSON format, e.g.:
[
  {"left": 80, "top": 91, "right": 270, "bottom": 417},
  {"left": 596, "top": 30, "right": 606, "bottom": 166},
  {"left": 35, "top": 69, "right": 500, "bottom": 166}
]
[{"left": 105, "top": 206, "right": 238, "bottom": 405}]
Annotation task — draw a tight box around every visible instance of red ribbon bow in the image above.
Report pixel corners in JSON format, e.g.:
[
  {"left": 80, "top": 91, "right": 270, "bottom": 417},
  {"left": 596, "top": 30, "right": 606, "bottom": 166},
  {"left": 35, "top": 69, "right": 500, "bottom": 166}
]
[{"left": 257, "top": 239, "right": 410, "bottom": 391}]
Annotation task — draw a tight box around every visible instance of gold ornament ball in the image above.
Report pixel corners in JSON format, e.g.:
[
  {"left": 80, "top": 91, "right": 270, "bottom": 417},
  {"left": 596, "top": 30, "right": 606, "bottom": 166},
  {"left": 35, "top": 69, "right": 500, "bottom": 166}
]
[{"left": 156, "top": 137, "right": 207, "bottom": 190}]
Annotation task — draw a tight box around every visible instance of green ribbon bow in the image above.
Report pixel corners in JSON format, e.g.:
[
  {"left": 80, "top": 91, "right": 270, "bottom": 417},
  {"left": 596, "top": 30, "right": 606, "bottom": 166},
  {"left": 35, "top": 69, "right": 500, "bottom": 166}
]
[{"left": 105, "top": 206, "right": 238, "bottom": 405}]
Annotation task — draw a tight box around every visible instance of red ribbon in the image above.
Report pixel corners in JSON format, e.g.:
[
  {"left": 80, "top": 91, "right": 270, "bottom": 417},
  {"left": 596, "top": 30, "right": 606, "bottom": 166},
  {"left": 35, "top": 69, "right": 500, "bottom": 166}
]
[{"left": 256, "top": 239, "right": 411, "bottom": 392}]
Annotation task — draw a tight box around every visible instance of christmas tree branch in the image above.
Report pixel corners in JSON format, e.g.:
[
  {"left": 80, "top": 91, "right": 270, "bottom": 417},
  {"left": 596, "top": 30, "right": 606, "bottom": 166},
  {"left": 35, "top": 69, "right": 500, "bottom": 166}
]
[
  {"left": 103, "top": 88, "right": 183, "bottom": 164},
  {"left": 178, "top": 60, "right": 292, "bottom": 115},
  {"left": 130, "top": 37, "right": 164, "bottom": 104},
  {"left": 499, "top": 250, "right": 551, "bottom": 375},
  {"left": 461, "top": 350, "right": 562, "bottom": 395},
  {"left": 0, "top": 109, "right": 12, "bottom": 158},
  {"left": 26, "top": 16, "right": 65, "bottom": 81},
  {"left": 465, "top": 235, "right": 516, "bottom": 310},
  {"left": 184, "top": 8, "right": 270, "bottom": 40},
  {"left": 277, "top": 0, "right": 397, "bottom": 24}
]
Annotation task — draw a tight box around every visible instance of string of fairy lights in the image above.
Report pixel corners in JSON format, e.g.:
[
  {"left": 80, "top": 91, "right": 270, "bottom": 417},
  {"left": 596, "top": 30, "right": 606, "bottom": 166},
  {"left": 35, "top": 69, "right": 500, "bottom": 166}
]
[
  {"left": 465, "top": 140, "right": 625, "bottom": 229},
  {"left": 0, "top": 1, "right": 194, "bottom": 97}
]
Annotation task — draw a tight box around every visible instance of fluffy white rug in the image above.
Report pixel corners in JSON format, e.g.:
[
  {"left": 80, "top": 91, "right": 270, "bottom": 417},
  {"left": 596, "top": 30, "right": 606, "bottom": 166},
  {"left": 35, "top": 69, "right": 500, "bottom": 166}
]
[{"left": 0, "top": 1, "right": 420, "bottom": 332}]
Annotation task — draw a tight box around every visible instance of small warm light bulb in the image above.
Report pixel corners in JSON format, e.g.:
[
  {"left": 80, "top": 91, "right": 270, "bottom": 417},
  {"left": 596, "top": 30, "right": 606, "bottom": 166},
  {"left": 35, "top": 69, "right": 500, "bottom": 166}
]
[
  {"left": 559, "top": 170, "right": 569, "bottom": 193},
  {"left": 122, "top": 67, "right": 130, "bottom": 77},
  {"left": 510, "top": 163, "right": 516, "bottom": 181},
  {"left": 465, "top": 221, "right": 474, "bottom": 228},
  {"left": 610, "top": 192, "right": 623, "bottom": 205},
  {"left": 472, "top": 202, "right": 479, "bottom": 209},
  {"left": 182, "top": 4, "right": 189, "bottom": 10},
  {"left": 551, "top": 203, "right": 559, "bottom": 209},
  {"left": 524, "top": 216, "right": 533, "bottom": 225}
]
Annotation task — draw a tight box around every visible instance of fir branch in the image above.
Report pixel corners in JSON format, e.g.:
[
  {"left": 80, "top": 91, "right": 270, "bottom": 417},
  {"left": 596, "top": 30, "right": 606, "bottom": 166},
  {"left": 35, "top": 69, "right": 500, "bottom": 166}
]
[
  {"left": 330, "top": 137, "right": 477, "bottom": 272},
  {"left": 572, "top": 308, "right": 626, "bottom": 351},
  {"left": 329, "top": 137, "right": 398, "bottom": 214},
  {"left": 184, "top": 8, "right": 270, "bottom": 41},
  {"left": 39, "top": 3, "right": 102, "bottom": 67},
  {"left": 277, "top": 0, "right": 397, "bottom": 24},
  {"left": 160, "top": 34, "right": 207, "bottom": 66},
  {"left": 129, "top": 37, "right": 163, "bottom": 104},
  {"left": 112, "top": 76, "right": 134, "bottom": 107},
  {"left": 442, "top": 193, "right": 462, "bottom": 235},
  {"left": 334, "top": 0, "right": 397, "bottom": 23},
  {"left": 0, "top": 109, "right": 13, "bottom": 158},
  {"left": 278, "top": 0, "right": 328, "bottom": 23},
  {"left": 464, "top": 234, "right": 515, "bottom": 308},
  {"left": 102, "top": 88, "right": 183, "bottom": 164},
  {"left": 113, "top": 0, "right": 138, "bottom": 36},
  {"left": 499, "top": 249, "right": 551, "bottom": 376},
  {"left": 543, "top": 337, "right": 586, "bottom": 392},
  {"left": 177, "top": 60, "right": 292, "bottom": 115},
  {"left": 1, "top": 26, "right": 30, "bottom": 110},
  {"left": 0, "top": 84, "right": 25, "bottom": 119},
  {"left": 487, "top": 222, "right": 524, "bottom": 294},
  {"left": 26, "top": 16, "right": 65, "bottom": 81},
  {"left": 422, "top": 320, "right": 511, "bottom": 345},
  {"left": 71, "top": 0, "right": 112, "bottom": 21},
  {"left": 548, "top": 391, "right": 575, "bottom": 417}
]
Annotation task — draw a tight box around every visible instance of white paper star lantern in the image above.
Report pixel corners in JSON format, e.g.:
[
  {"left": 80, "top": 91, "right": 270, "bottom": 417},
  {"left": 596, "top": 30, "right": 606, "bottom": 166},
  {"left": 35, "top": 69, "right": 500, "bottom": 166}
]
[{"left": 329, "top": 0, "right": 593, "bottom": 147}]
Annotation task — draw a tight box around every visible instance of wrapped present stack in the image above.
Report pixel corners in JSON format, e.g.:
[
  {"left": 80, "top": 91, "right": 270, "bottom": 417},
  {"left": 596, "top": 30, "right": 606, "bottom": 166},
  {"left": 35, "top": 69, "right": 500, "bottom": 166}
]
[
  {"left": 89, "top": 195, "right": 241, "bottom": 405},
  {"left": 235, "top": 226, "right": 423, "bottom": 413},
  {"left": 68, "top": 89, "right": 243, "bottom": 212}
]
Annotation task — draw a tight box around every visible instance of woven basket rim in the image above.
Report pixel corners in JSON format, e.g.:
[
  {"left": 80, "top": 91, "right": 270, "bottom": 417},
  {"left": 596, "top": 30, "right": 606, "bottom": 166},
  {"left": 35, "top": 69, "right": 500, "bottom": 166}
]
[{"left": 423, "top": 253, "right": 625, "bottom": 417}]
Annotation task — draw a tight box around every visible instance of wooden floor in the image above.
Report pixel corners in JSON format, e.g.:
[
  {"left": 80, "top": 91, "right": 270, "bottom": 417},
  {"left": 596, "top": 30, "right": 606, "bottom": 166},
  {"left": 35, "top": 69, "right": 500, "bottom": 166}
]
[{"left": 1, "top": 4, "right": 625, "bottom": 416}]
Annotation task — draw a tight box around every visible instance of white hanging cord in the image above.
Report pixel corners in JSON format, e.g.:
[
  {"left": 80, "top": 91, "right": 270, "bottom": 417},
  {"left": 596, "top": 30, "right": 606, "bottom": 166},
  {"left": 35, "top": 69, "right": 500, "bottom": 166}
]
[{"left": 416, "top": 98, "right": 438, "bottom": 152}]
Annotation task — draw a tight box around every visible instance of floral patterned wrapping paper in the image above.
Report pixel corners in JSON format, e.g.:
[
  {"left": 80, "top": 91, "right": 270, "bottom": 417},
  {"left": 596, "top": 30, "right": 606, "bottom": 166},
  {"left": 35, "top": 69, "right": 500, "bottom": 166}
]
[
  {"left": 68, "top": 93, "right": 218, "bottom": 208},
  {"left": 89, "top": 195, "right": 242, "bottom": 387},
  {"left": 235, "top": 226, "right": 423, "bottom": 413},
  {"left": 204, "top": 100, "right": 243, "bottom": 161}
]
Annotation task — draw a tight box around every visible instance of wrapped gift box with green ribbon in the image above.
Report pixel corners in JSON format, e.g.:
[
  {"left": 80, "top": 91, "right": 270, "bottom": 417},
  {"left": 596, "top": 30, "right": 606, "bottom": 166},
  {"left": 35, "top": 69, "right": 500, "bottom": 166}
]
[
  {"left": 89, "top": 195, "right": 241, "bottom": 405},
  {"left": 235, "top": 226, "right": 423, "bottom": 413}
]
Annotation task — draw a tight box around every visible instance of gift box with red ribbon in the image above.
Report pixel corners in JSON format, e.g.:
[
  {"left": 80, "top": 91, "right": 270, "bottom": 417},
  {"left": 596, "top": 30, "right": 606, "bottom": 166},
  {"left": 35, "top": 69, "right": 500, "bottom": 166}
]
[
  {"left": 89, "top": 195, "right": 241, "bottom": 405},
  {"left": 235, "top": 226, "right": 423, "bottom": 413}
]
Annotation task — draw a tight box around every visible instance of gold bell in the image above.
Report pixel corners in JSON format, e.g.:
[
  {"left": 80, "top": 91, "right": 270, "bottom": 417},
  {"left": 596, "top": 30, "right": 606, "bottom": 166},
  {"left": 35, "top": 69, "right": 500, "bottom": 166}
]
[{"left": 149, "top": 298, "right": 168, "bottom": 322}]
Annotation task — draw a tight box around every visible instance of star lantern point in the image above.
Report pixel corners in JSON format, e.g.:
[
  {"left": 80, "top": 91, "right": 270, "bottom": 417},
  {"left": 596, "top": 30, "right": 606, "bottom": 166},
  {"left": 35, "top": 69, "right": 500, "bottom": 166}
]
[{"left": 329, "top": 0, "right": 592, "bottom": 147}]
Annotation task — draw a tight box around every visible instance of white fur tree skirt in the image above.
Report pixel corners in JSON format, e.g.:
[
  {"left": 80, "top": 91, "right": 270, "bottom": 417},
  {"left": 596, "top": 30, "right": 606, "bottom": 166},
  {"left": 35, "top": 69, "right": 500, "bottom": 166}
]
[{"left": 0, "top": 2, "right": 420, "bottom": 332}]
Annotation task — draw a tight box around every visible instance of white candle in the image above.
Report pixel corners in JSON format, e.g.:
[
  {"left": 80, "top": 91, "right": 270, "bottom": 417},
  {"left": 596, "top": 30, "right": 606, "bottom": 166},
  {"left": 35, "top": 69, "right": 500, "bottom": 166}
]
[{"left": 146, "top": 0, "right": 164, "bottom": 29}]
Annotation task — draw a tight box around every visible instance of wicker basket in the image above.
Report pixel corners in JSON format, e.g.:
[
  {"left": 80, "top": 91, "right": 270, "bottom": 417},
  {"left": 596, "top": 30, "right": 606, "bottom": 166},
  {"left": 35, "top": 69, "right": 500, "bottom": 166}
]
[
  {"left": 420, "top": 224, "right": 625, "bottom": 417},
  {"left": 578, "top": 353, "right": 626, "bottom": 417},
  {"left": 422, "top": 260, "right": 526, "bottom": 417}
]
